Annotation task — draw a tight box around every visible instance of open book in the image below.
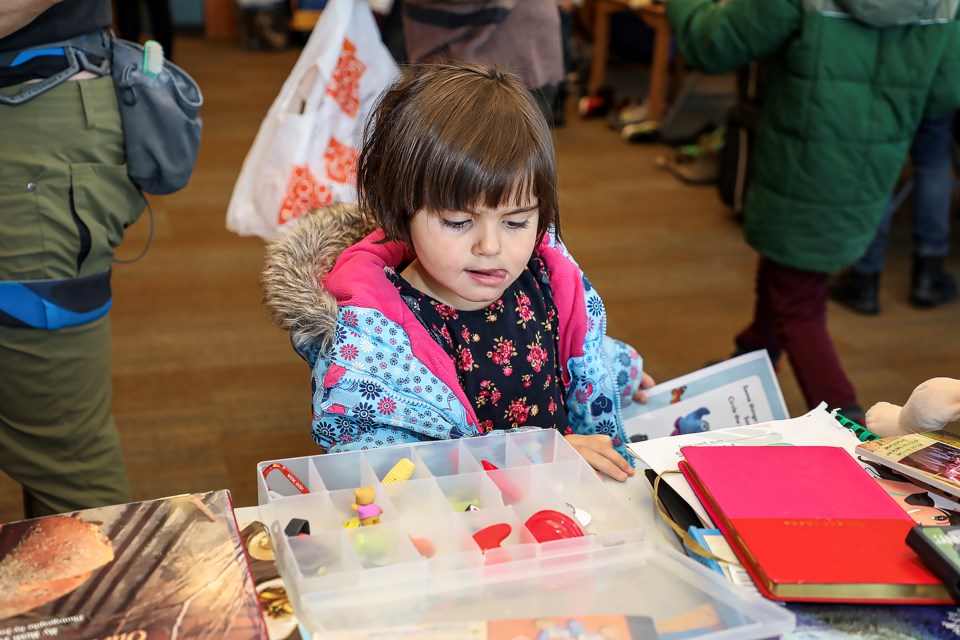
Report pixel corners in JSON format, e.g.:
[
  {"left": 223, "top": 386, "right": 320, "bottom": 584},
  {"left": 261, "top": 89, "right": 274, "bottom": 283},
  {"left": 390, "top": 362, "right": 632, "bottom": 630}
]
[{"left": 621, "top": 351, "right": 788, "bottom": 443}]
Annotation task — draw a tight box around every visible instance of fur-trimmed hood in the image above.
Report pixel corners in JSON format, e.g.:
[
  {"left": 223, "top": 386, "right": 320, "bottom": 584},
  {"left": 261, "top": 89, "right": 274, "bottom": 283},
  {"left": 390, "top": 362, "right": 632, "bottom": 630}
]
[{"left": 261, "top": 204, "right": 377, "bottom": 354}]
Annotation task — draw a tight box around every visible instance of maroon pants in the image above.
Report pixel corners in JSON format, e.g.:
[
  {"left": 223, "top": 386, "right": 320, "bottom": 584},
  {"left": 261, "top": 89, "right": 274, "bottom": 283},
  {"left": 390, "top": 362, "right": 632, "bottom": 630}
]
[{"left": 736, "top": 257, "right": 857, "bottom": 411}]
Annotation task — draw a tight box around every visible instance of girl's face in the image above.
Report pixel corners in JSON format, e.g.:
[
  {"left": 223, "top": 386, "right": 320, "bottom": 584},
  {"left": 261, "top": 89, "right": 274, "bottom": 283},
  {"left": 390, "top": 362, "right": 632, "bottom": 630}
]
[{"left": 401, "top": 198, "right": 540, "bottom": 311}]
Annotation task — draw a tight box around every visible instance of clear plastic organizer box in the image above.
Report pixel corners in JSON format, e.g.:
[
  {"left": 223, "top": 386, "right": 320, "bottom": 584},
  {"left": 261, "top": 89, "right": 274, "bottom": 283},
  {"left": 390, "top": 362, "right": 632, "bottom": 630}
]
[{"left": 257, "top": 430, "right": 794, "bottom": 638}]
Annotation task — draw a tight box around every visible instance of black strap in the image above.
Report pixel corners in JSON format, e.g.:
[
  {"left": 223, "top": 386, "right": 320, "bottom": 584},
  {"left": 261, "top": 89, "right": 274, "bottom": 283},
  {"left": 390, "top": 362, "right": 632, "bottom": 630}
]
[{"left": 0, "top": 31, "right": 112, "bottom": 105}]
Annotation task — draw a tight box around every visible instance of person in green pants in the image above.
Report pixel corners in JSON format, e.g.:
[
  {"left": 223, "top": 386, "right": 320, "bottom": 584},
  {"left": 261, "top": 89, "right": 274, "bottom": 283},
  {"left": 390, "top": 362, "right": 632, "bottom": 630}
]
[
  {"left": 0, "top": 0, "right": 145, "bottom": 518},
  {"left": 664, "top": 0, "right": 960, "bottom": 423}
]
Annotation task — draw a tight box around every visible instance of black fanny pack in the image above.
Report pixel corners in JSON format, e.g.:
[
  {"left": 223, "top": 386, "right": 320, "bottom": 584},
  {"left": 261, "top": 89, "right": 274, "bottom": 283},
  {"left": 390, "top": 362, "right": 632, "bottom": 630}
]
[{"left": 0, "top": 31, "right": 203, "bottom": 195}]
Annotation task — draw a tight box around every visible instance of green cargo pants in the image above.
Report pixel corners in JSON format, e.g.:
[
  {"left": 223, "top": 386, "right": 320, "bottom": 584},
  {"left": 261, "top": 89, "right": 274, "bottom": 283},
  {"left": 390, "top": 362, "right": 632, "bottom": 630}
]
[{"left": 0, "top": 75, "right": 145, "bottom": 517}]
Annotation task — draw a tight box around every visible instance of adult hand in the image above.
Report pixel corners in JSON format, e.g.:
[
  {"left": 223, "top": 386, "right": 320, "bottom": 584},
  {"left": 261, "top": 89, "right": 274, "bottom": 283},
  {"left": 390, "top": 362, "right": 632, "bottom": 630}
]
[
  {"left": 632, "top": 371, "right": 656, "bottom": 404},
  {"left": 0, "top": 0, "right": 63, "bottom": 39},
  {"left": 564, "top": 433, "right": 635, "bottom": 482}
]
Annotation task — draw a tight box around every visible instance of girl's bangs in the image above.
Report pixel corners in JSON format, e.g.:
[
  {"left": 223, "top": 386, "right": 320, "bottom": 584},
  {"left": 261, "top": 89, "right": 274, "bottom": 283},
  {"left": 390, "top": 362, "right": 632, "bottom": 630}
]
[{"left": 419, "top": 140, "right": 548, "bottom": 214}]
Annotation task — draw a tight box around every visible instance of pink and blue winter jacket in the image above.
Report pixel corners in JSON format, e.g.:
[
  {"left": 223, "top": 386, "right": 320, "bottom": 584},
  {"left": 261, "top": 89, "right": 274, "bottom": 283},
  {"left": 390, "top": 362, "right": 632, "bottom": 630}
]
[{"left": 262, "top": 205, "right": 644, "bottom": 457}]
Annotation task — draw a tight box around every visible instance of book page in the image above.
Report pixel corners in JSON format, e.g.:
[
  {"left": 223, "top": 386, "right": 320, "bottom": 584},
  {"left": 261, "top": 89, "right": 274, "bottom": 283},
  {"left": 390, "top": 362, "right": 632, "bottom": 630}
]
[{"left": 621, "top": 351, "right": 787, "bottom": 443}]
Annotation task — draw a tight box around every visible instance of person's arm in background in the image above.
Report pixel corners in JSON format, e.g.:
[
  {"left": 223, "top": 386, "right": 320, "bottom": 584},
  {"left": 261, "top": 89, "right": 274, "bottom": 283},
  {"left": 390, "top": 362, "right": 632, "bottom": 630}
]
[
  {"left": 665, "top": 0, "right": 801, "bottom": 74},
  {"left": 0, "top": 0, "right": 63, "bottom": 39}
]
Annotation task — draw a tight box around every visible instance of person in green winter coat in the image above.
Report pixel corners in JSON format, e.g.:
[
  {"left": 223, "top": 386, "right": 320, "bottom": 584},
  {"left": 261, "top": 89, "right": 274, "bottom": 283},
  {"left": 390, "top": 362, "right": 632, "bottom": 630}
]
[{"left": 665, "top": 0, "right": 960, "bottom": 421}]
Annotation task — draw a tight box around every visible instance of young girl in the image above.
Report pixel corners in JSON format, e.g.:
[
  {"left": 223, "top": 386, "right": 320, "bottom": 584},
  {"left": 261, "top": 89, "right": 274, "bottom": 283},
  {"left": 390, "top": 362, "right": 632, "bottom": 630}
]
[{"left": 263, "top": 62, "right": 652, "bottom": 481}]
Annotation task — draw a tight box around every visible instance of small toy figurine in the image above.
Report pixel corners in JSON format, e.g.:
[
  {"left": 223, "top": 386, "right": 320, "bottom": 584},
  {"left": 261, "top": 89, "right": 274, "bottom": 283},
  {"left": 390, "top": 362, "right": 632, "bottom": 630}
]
[
  {"left": 351, "top": 486, "right": 382, "bottom": 526},
  {"left": 671, "top": 407, "right": 711, "bottom": 436}
]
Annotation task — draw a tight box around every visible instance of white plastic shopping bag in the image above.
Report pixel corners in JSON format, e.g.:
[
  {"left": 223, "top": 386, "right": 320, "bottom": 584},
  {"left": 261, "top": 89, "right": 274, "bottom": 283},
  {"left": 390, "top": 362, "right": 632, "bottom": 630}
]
[{"left": 226, "top": 0, "right": 398, "bottom": 241}]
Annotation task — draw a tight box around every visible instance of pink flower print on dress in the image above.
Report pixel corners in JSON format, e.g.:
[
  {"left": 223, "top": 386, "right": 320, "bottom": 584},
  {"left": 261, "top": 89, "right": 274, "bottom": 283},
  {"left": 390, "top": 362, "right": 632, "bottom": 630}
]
[
  {"left": 439, "top": 325, "right": 453, "bottom": 348},
  {"left": 339, "top": 344, "right": 359, "bottom": 360},
  {"left": 485, "top": 300, "right": 504, "bottom": 323},
  {"left": 341, "top": 310, "right": 359, "bottom": 326},
  {"left": 505, "top": 398, "right": 530, "bottom": 427},
  {"left": 432, "top": 302, "right": 458, "bottom": 320},
  {"left": 526, "top": 332, "right": 548, "bottom": 373},
  {"left": 515, "top": 292, "right": 535, "bottom": 328},
  {"left": 458, "top": 347, "right": 478, "bottom": 372},
  {"left": 488, "top": 338, "right": 516, "bottom": 366}
]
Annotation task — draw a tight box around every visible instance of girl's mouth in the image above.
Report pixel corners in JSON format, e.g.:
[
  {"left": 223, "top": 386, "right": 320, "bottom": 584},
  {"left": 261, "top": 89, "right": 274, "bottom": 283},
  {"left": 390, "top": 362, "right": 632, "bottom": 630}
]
[{"left": 466, "top": 269, "right": 508, "bottom": 284}]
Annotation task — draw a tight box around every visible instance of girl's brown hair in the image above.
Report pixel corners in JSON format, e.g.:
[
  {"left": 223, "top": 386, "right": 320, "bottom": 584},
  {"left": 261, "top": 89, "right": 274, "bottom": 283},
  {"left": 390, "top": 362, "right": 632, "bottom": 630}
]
[{"left": 357, "top": 62, "right": 560, "bottom": 246}]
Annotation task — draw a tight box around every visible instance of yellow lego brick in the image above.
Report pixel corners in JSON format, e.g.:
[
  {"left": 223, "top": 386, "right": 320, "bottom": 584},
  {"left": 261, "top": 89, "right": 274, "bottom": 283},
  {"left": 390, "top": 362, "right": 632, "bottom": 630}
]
[{"left": 382, "top": 457, "right": 415, "bottom": 484}]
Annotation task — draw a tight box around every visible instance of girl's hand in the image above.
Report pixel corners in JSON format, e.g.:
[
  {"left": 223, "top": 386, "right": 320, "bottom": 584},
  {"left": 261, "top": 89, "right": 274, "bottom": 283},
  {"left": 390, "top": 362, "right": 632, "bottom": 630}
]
[
  {"left": 564, "top": 434, "right": 635, "bottom": 482},
  {"left": 632, "top": 372, "right": 656, "bottom": 404}
]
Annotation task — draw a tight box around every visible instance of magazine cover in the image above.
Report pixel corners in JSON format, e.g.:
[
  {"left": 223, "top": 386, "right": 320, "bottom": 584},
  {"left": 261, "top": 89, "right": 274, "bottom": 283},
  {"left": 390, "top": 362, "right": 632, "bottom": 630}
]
[
  {"left": 621, "top": 351, "right": 787, "bottom": 443},
  {"left": 0, "top": 490, "right": 267, "bottom": 639},
  {"left": 857, "top": 431, "right": 960, "bottom": 500}
]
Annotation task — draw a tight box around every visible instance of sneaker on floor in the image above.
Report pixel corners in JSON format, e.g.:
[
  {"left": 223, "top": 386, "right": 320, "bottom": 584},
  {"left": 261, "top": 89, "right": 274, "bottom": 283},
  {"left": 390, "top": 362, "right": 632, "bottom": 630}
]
[
  {"left": 622, "top": 119, "right": 661, "bottom": 143},
  {"left": 828, "top": 269, "right": 880, "bottom": 315},
  {"left": 607, "top": 100, "right": 649, "bottom": 131}
]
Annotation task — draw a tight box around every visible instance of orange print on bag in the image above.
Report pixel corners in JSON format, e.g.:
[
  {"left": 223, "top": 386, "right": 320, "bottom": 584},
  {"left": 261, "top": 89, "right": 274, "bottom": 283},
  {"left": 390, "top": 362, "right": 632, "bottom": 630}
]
[
  {"left": 325, "top": 137, "right": 358, "bottom": 184},
  {"left": 326, "top": 39, "right": 366, "bottom": 117},
  {"left": 278, "top": 164, "right": 334, "bottom": 225}
]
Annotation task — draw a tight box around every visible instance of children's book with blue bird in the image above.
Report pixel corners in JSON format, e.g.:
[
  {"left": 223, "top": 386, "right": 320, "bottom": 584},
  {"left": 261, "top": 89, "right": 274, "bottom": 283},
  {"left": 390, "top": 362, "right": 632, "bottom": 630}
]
[{"left": 620, "top": 351, "right": 787, "bottom": 443}]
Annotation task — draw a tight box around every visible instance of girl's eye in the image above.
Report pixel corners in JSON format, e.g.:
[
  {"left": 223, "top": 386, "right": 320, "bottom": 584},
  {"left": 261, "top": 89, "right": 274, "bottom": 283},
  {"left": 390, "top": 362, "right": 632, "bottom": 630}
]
[
  {"left": 440, "top": 218, "right": 470, "bottom": 230},
  {"left": 505, "top": 219, "right": 532, "bottom": 230}
]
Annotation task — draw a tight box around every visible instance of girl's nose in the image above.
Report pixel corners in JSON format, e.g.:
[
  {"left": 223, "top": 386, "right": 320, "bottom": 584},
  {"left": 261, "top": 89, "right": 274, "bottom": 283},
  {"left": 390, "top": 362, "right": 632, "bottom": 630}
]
[{"left": 475, "top": 227, "right": 502, "bottom": 256}]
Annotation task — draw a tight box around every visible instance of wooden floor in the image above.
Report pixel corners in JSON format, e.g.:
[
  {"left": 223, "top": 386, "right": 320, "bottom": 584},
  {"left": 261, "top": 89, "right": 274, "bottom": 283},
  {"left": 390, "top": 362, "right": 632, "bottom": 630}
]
[{"left": 2, "top": 37, "right": 958, "bottom": 522}]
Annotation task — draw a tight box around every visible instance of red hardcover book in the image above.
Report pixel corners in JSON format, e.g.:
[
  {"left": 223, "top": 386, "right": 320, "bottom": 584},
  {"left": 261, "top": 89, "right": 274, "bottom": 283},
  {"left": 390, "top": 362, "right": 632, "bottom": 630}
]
[{"left": 679, "top": 445, "right": 952, "bottom": 604}]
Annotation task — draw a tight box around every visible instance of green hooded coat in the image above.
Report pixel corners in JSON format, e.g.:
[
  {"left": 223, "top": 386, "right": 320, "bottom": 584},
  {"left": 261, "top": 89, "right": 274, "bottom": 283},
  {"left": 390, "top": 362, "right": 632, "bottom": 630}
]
[{"left": 666, "top": 0, "right": 960, "bottom": 272}]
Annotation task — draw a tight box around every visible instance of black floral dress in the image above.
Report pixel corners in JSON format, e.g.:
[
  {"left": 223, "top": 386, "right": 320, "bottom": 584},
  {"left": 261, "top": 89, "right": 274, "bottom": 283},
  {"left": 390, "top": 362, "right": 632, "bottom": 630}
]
[{"left": 388, "top": 255, "right": 571, "bottom": 434}]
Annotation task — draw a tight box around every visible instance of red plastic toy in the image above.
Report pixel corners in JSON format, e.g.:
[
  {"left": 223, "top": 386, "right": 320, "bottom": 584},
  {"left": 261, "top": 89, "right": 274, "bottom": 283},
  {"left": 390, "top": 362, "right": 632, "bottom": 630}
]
[{"left": 524, "top": 510, "right": 585, "bottom": 543}]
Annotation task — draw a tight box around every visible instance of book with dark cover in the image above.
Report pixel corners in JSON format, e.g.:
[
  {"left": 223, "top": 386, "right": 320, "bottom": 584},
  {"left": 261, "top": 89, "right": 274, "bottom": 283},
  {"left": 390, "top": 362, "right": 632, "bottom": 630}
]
[
  {"left": 0, "top": 490, "right": 267, "bottom": 639},
  {"left": 908, "top": 525, "right": 960, "bottom": 601},
  {"left": 679, "top": 445, "right": 952, "bottom": 603}
]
